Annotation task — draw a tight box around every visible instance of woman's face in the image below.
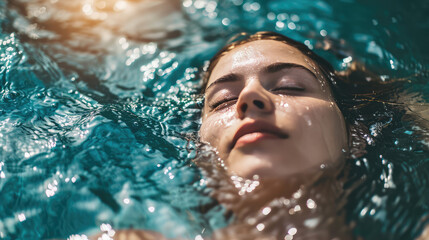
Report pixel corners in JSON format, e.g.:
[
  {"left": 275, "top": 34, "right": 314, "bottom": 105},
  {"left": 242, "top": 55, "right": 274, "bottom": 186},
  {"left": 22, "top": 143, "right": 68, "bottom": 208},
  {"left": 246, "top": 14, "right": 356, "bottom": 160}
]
[{"left": 200, "top": 40, "right": 348, "bottom": 180}]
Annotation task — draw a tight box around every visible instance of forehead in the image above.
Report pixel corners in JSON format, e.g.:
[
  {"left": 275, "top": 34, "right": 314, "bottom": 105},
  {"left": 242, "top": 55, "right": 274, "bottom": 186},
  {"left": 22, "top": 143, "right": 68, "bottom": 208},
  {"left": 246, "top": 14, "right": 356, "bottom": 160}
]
[{"left": 208, "top": 40, "right": 318, "bottom": 86}]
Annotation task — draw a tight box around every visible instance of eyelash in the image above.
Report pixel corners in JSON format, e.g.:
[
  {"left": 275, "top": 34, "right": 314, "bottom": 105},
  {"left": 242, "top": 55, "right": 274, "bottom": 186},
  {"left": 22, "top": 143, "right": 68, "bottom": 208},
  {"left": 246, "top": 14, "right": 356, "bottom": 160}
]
[
  {"left": 209, "top": 86, "right": 305, "bottom": 111},
  {"left": 210, "top": 97, "right": 238, "bottom": 111},
  {"left": 270, "top": 86, "right": 305, "bottom": 93}
]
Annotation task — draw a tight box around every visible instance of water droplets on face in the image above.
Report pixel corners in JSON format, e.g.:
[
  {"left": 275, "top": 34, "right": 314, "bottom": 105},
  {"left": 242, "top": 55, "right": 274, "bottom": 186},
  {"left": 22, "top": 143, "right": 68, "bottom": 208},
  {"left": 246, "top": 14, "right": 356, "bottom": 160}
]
[
  {"left": 256, "top": 223, "right": 265, "bottom": 231},
  {"left": 306, "top": 199, "right": 316, "bottom": 209},
  {"left": 279, "top": 100, "right": 289, "bottom": 109},
  {"left": 215, "top": 107, "right": 236, "bottom": 128},
  {"left": 303, "top": 217, "right": 320, "bottom": 228},
  {"left": 232, "top": 45, "right": 265, "bottom": 69},
  {"left": 303, "top": 57, "right": 329, "bottom": 93},
  {"left": 304, "top": 58, "right": 316, "bottom": 71},
  {"left": 304, "top": 115, "right": 312, "bottom": 126},
  {"left": 262, "top": 207, "right": 271, "bottom": 215}
]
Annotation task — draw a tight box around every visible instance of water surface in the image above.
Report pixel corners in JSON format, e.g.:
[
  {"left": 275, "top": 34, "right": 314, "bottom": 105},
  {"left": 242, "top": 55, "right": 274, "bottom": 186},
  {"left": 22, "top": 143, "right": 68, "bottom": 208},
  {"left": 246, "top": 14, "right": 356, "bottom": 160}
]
[{"left": 0, "top": 0, "right": 428, "bottom": 239}]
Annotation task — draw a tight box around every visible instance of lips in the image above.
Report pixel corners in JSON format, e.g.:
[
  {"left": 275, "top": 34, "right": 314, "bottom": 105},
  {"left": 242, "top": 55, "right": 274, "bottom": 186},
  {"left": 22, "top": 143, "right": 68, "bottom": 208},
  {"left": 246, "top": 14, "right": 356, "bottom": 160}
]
[{"left": 231, "top": 120, "right": 288, "bottom": 149}]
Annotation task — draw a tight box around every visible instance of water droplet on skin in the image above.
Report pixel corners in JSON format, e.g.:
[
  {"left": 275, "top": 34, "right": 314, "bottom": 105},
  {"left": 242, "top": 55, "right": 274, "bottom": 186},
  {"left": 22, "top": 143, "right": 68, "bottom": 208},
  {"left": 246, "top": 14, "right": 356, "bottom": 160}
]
[
  {"left": 304, "top": 218, "right": 320, "bottom": 228},
  {"left": 281, "top": 101, "right": 289, "bottom": 108},
  {"left": 293, "top": 189, "right": 302, "bottom": 199},
  {"left": 304, "top": 115, "right": 312, "bottom": 126},
  {"left": 288, "top": 227, "right": 297, "bottom": 235},
  {"left": 256, "top": 223, "right": 265, "bottom": 231},
  {"left": 306, "top": 199, "right": 316, "bottom": 209},
  {"left": 214, "top": 108, "right": 236, "bottom": 128},
  {"left": 304, "top": 58, "right": 317, "bottom": 71},
  {"left": 283, "top": 198, "right": 290, "bottom": 206},
  {"left": 294, "top": 205, "right": 301, "bottom": 212},
  {"left": 284, "top": 234, "right": 293, "bottom": 240},
  {"left": 262, "top": 207, "right": 271, "bottom": 215},
  {"left": 246, "top": 217, "right": 256, "bottom": 225}
]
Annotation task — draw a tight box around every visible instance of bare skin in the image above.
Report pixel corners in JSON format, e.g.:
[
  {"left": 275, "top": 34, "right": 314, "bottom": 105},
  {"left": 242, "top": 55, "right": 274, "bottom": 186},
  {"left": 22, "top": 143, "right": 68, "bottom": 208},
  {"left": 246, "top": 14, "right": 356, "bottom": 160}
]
[{"left": 200, "top": 40, "right": 348, "bottom": 188}]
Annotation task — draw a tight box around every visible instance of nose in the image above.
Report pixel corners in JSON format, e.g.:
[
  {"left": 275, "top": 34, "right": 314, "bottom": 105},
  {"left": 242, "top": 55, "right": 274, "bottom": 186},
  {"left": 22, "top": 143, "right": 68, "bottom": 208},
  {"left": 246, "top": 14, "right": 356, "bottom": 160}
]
[{"left": 236, "top": 81, "right": 274, "bottom": 119}]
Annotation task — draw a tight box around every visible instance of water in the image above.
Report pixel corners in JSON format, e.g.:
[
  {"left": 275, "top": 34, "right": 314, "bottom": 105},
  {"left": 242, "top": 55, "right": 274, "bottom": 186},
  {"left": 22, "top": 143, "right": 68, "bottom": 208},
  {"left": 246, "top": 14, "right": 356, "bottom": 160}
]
[{"left": 0, "top": 0, "right": 428, "bottom": 239}]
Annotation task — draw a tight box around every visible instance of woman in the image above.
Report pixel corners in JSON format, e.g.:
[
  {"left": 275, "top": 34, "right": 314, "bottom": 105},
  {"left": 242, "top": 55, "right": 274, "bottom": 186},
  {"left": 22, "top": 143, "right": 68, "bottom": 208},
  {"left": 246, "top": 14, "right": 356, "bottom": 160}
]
[
  {"left": 90, "top": 32, "right": 428, "bottom": 240},
  {"left": 197, "top": 31, "right": 355, "bottom": 240}
]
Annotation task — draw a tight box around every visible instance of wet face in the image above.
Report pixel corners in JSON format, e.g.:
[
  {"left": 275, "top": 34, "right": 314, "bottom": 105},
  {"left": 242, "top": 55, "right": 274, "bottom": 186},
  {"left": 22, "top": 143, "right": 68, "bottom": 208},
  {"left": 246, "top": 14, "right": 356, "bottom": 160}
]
[{"left": 200, "top": 40, "right": 348, "bottom": 181}]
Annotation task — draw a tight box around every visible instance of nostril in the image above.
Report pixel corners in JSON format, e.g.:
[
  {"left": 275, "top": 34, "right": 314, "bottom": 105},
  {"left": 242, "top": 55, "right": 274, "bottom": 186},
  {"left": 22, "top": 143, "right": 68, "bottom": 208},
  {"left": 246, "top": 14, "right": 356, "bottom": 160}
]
[
  {"left": 253, "top": 100, "right": 264, "bottom": 109},
  {"left": 241, "top": 103, "right": 248, "bottom": 113}
]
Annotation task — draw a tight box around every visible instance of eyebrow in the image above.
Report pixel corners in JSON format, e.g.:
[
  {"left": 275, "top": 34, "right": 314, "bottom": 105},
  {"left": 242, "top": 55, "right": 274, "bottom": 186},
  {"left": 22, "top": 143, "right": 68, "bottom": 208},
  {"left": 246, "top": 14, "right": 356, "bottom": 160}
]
[
  {"left": 205, "top": 62, "right": 318, "bottom": 91},
  {"left": 262, "top": 62, "right": 319, "bottom": 83},
  {"left": 206, "top": 73, "right": 240, "bottom": 91}
]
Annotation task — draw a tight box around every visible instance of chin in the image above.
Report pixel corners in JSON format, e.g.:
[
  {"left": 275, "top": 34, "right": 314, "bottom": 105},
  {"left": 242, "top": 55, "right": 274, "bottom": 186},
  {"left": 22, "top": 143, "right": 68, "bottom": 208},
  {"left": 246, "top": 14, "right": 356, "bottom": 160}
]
[
  {"left": 228, "top": 155, "right": 268, "bottom": 178},
  {"left": 227, "top": 152, "right": 325, "bottom": 182},
  {"left": 227, "top": 154, "right": 293, "bottom": 180}
]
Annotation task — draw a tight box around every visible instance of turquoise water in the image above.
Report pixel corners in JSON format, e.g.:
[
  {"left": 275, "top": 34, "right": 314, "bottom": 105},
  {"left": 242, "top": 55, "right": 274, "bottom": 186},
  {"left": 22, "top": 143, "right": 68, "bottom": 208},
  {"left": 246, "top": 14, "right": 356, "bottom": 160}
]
[{"left": 0, "top": 0, "right": 428, "bottom": 239}]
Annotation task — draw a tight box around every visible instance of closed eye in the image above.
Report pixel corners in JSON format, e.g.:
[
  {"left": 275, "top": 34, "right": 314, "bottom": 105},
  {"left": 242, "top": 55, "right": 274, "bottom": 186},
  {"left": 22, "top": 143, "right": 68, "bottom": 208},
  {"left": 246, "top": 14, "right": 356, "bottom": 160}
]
[
  {"left": 209, "top": 98, "right": 238, "bottom": 111},
  {"left": 270, "top": 86, "right": 305, "bottom": 94}
]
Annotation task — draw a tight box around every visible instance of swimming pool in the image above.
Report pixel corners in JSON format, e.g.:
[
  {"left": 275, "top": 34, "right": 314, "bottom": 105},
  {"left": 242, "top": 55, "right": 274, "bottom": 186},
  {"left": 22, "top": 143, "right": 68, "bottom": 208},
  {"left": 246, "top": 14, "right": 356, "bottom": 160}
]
[{"left": 0, "top": 0, "right": 428, "bottom": 239}]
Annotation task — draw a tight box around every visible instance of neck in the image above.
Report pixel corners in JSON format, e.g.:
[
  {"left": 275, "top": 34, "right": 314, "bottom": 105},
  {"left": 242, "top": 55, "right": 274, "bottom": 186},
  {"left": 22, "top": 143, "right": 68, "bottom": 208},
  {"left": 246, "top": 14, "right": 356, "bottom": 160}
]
[{"left": 213, "top": 170, "right": 353, "bottom": 240}]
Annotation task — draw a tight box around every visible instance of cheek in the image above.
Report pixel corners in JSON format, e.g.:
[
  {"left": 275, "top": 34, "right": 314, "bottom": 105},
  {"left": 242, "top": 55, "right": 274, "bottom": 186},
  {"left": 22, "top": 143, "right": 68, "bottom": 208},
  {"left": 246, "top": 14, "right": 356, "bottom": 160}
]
[
  {"left": 275, "top": 97, "right": 348, "bottom": 147},
  {"left": 276, "top": 96, "right": 340, "bottom": 119},
  {"left": 200, "top": 108, "right": 237, "bottom": 145},
  {"left": 275, "top": 97, "right": 317, "bottom": 120},
  {"left": 304, "top": 100, "right": 347, "bottom": 138},
  {"left": 318, "top": 103, "right": 349, "bottom": 149}
]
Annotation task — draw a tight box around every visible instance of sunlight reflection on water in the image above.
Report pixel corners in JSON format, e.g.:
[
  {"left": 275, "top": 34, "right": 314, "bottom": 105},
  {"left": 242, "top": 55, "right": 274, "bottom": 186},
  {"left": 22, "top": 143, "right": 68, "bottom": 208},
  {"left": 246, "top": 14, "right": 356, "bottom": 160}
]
[{"left": 0, "top": 0, "right": 428, "bottom": 239}]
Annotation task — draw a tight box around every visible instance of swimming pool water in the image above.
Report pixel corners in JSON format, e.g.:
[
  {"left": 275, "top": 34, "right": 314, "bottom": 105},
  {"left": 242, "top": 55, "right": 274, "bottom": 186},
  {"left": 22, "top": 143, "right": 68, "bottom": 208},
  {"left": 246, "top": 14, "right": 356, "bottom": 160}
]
[{"left": 0, "top": 0, "right": 428, "bottom": 239}]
